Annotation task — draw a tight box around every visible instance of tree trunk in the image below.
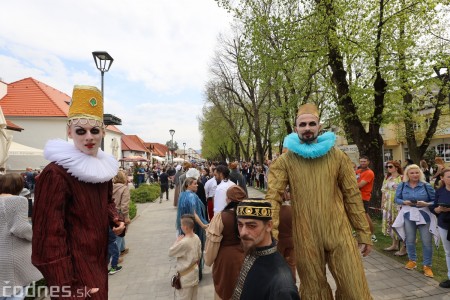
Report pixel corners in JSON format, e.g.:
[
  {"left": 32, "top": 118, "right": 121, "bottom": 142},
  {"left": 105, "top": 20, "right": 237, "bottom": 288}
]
[{"left": 322, "top": 0, "right": 386, "bottom": 212}]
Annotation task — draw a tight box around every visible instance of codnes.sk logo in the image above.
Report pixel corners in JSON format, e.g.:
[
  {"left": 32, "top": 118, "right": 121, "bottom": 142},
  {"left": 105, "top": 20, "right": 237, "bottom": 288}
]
[{"left": 2, "top": 281, "right": 94, "bottom": 298}]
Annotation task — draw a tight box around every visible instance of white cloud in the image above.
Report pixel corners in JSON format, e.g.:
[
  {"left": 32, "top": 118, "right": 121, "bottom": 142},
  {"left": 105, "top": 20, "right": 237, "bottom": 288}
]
[
  {"left": 0, "top": 0, "right": 232, "bottom": 91},
  {"left": 107, "top": 97, "right": 203, "bottom": 149},
  {"left": 0, "top": 0, "right": 231, "bottom": 150}
]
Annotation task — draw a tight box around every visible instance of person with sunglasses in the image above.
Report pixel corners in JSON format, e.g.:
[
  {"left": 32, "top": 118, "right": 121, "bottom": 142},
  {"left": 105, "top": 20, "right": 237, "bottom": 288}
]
[
  {"left": 381, "top": 160, "right": 406, "bottom": 256},
  {"left": 393, "top": 164, "right": 437, "bottom": 278},
  {"left": 31, "top": 85, "right": 125, "bottom": 299}
]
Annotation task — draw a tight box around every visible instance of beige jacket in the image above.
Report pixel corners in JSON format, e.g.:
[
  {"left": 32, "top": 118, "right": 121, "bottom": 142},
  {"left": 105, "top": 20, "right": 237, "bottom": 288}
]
[{"left": 113, "top": 183, "right": 131, "bottom": 223}]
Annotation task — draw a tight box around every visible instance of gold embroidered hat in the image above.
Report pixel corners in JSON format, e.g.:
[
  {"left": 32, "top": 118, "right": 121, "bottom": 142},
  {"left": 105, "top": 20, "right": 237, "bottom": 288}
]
[
  {"left": 68, "top": 85, "right": 103, "bottom": 123},
  {"left": 297, "top": 103, "right": 319, "bottom": 118},
  {"left": 236, "top": 199, "right": 272, "bottom": 220}
]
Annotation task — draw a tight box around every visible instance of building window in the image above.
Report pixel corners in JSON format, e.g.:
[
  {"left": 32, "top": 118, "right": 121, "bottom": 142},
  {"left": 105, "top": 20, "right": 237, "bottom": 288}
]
[
  {"left": 384, "top": 149, "right": 393, "bottom": 163},
  {"left": 404, "top": 148, "right": 410, "bottom": 160},
  {"left": 436, "top": 144, "right": 450, "bottom": 162}
]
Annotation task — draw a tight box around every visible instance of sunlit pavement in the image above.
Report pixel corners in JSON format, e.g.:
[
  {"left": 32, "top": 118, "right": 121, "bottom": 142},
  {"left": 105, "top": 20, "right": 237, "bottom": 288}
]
[{"left": 108, "top": 187, "right": 450, "bottom": 300}]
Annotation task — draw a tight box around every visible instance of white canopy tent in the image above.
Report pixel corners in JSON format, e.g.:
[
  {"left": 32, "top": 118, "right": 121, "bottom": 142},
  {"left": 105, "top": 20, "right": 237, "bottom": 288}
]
[
  {"left": 173, "top": 157, "right": 186, "bottom": 163},
  {"left": 8, "top": 141, "right": 44, "bottom": 156},
  {"left": 152, "top": 156, "right": 165, "bottom": 162},
  {"left": 5, "top": 142, "right": 47, "bottom": 172}
]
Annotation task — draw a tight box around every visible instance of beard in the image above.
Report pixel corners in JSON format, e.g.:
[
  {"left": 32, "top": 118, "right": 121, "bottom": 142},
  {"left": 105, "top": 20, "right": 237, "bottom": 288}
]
[
  {"left": 240, "top": 229, "right": 266, "bottom": 255},
  {"left": 299, "top": 131, "right": 317, "bottom": 143},
  {"left": 241, "top": 239, "right": 256, "bottom": 255}
]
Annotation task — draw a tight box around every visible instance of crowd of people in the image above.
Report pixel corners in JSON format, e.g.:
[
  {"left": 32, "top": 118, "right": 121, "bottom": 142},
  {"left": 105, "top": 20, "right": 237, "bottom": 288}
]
[
  {"left": 3, "top": 87, "right": 450, "bottom": 300},
  {"left": 167, "top": 103, "right": 450, "bottom": 299}
]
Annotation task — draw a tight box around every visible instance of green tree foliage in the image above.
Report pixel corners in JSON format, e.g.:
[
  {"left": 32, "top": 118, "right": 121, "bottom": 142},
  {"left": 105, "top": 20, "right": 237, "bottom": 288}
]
[
  {"left": 199, "top": 104, "right": 237, "bottom": 161},
  {"left": 212, "top": 0, "right": 450, "bottom": 204},
  {"left": 165, "top": 140, "right": 179, "bottom": 151}
]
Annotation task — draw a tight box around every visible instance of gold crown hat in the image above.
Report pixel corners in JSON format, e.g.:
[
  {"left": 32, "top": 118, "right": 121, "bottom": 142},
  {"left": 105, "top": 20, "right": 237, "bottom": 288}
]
[
  {"left": 68, "top": 85, "right": 103, "bottom": 123},
  {"left": 297, "top": 103, "right": 319, "bottom": 118},
  {"left": 236, "top": 199, "right": 272, "bottom": 220}
]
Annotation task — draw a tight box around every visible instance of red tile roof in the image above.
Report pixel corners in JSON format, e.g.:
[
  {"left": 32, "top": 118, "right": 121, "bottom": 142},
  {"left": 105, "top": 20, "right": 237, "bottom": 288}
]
[
  {"left": 145, "top": 142, "right": 168, "bottom": 157},
  {"left": 6, "top": 120, "right": 23, "bottom": 131},
  {"left": 0, "top": 77, "right": 70, "bottom": 117},
  {"left": 106, "top": 125, "right": 123, "bottom": 134},
  {"left": 121, "top": 135, "right": 149, "bottom": 152}
]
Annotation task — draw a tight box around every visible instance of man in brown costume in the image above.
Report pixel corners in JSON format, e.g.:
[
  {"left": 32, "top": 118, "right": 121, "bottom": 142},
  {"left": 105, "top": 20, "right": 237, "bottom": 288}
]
[
  {"left": 32, "top": 85, "right": 125, "bottom": 299},
  {"left": 266, "top": 103, "right": 373, "bottom": 299}
]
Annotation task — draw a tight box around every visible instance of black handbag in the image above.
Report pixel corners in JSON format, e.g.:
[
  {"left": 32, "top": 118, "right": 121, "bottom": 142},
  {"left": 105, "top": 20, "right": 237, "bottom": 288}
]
[
  {"left": 170, "top": 262, "right": 197, "bottom": 289},
  {"left": 171, "top": 272, "right": 182, "bottom": 289}
]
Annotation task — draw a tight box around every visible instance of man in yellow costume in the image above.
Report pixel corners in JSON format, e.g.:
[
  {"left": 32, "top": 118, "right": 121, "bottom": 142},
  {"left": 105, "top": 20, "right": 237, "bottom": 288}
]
[{"left": 266, "top": 103, "right": 373, "bottom": 300}]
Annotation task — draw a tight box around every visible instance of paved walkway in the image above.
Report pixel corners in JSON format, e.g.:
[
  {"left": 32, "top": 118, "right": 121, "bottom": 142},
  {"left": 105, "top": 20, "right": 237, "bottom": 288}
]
[{"left": 108, "top": 187, "right": 450, "bottom": 300}]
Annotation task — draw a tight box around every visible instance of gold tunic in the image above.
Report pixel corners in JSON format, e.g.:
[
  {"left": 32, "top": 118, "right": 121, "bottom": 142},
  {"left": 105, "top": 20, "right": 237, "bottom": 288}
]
[{"left": 266, "top": 147, "right": 373, "bottom": 300}]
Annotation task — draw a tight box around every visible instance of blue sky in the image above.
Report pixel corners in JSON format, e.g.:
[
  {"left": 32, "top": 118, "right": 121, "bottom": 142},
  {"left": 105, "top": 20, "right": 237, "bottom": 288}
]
[{"left": 0, "top": 0, "right": 233, "bottom": 150}]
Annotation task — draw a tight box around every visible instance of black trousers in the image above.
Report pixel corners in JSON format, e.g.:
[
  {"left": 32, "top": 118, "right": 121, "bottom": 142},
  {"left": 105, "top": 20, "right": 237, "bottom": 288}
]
[{"left": 160, "top": 184, "right": 169, "bottom": 199}]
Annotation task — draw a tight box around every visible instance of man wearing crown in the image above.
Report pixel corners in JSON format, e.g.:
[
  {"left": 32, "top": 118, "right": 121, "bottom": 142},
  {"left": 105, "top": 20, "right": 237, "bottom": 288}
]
[
  {"left": 266, "top": 103, "right": 373, "bottom": 299},
  {"left": 232, "top": 200, "right": 299, "bottom": 300},
  {"left": 32, "top": 85, "right": 125, "bottom": 299}
]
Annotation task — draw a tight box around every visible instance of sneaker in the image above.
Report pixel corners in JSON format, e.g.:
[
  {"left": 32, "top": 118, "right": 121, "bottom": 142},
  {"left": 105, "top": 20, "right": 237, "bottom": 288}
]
[
  {"left": 423, "top": 265, "right": 434, "bottom": 278},
  {"left": 108, "top": 266, "right": 122, "bottom": 275},
  {"left": 439, "top": 280, "right": 450, "bottom": 288},
  {"left": 405, "top": 260, "right": 417, "bottom": 270},
  {"left": 371, "top": 235, "right": 377, "bottom": 242}
]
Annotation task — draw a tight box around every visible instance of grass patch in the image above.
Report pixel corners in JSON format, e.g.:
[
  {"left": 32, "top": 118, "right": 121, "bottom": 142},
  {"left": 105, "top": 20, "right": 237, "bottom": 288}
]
[
  {"left": 372, "top": 216, "right": 447, "bottom": 282},
  {"left": 130, "top": 183, "right": 160, "bottom": 203}
]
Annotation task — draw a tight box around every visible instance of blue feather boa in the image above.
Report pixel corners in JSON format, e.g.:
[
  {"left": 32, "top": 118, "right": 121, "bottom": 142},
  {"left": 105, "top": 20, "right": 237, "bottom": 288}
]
[{"left": 283, "top": 131, "right": 336, "bottom": 159}]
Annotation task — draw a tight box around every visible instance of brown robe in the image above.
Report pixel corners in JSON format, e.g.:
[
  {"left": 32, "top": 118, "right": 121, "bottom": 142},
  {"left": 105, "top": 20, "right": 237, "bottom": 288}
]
[
  {"left": 212, "top": 210, "right": 244, "bottom": 300},
  {"left": 32, "top": 163, "right": 119, "bottom": 299},
  {"left": 277, "top": 204, "right": 296, "bottom": 282}
]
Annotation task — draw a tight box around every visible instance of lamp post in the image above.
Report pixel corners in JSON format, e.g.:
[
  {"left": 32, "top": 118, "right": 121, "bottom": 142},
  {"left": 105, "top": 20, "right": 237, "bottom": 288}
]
[
  {"left": 92, "top": 51, "right": 114, "bottom": 100},
  {"left": 183, "top": 142, "right": 186, "bottom": 161},
  {"left": 169, "top": 129, "right": 175, "bottom": 165},
  {"left": 92, "top": 51, "right": 121, "bottom": 151}
]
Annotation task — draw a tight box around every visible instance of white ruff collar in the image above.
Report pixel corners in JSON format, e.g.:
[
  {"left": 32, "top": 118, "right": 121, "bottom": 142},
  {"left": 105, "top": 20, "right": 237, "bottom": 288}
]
[{"left": 44, "top": 139, "right": 119, "bottom": 183}]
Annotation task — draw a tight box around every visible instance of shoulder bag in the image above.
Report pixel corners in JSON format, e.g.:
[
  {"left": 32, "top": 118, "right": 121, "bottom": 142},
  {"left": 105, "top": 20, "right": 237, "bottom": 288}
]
[{"left": 170, "top": 262, "right": 197, "bottom": 290}]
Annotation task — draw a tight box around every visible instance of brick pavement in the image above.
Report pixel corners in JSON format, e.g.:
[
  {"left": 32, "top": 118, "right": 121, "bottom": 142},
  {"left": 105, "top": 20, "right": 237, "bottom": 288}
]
[{"left": 108, "top": 187, "right": 450, "bottom": 300}]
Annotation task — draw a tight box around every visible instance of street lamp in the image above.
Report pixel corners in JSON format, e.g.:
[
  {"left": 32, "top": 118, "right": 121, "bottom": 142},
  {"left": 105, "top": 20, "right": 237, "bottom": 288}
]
[
  {"left": 169, "top": 129, "right": 175, "bottom": 164},
  {"left": 183, "top": 142, "right": 186, "bottom": 161},
  {"left": 92, "top": 51, "right": 114, "bottom": 99},
  {"left": 92, "top": 51, "right": 121, "bottom": 152}
]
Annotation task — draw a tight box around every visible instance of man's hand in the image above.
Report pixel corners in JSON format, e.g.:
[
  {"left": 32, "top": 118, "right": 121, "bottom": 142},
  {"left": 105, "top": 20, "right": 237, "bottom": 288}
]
[
  {"left": 358, "top": 243, "right": 372, "bottom": 257},
  {"left": 112, "top": 222, "right": 125, "bottom": 235}
]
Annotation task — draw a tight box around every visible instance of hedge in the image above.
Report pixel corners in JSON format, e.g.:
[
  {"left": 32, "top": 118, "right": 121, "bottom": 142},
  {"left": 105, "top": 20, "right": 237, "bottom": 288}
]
[
  {"left": 129, "top": 198, "right": 137, "bottom": 220},
  {"left": 130, "top": 183, "right": 160, "bottom": 203}
]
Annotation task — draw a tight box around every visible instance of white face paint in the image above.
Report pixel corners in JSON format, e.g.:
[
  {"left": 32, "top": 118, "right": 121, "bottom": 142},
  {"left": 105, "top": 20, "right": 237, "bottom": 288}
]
[{"left": 67, "top": 119, "right": 105, "bottom": 156}]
